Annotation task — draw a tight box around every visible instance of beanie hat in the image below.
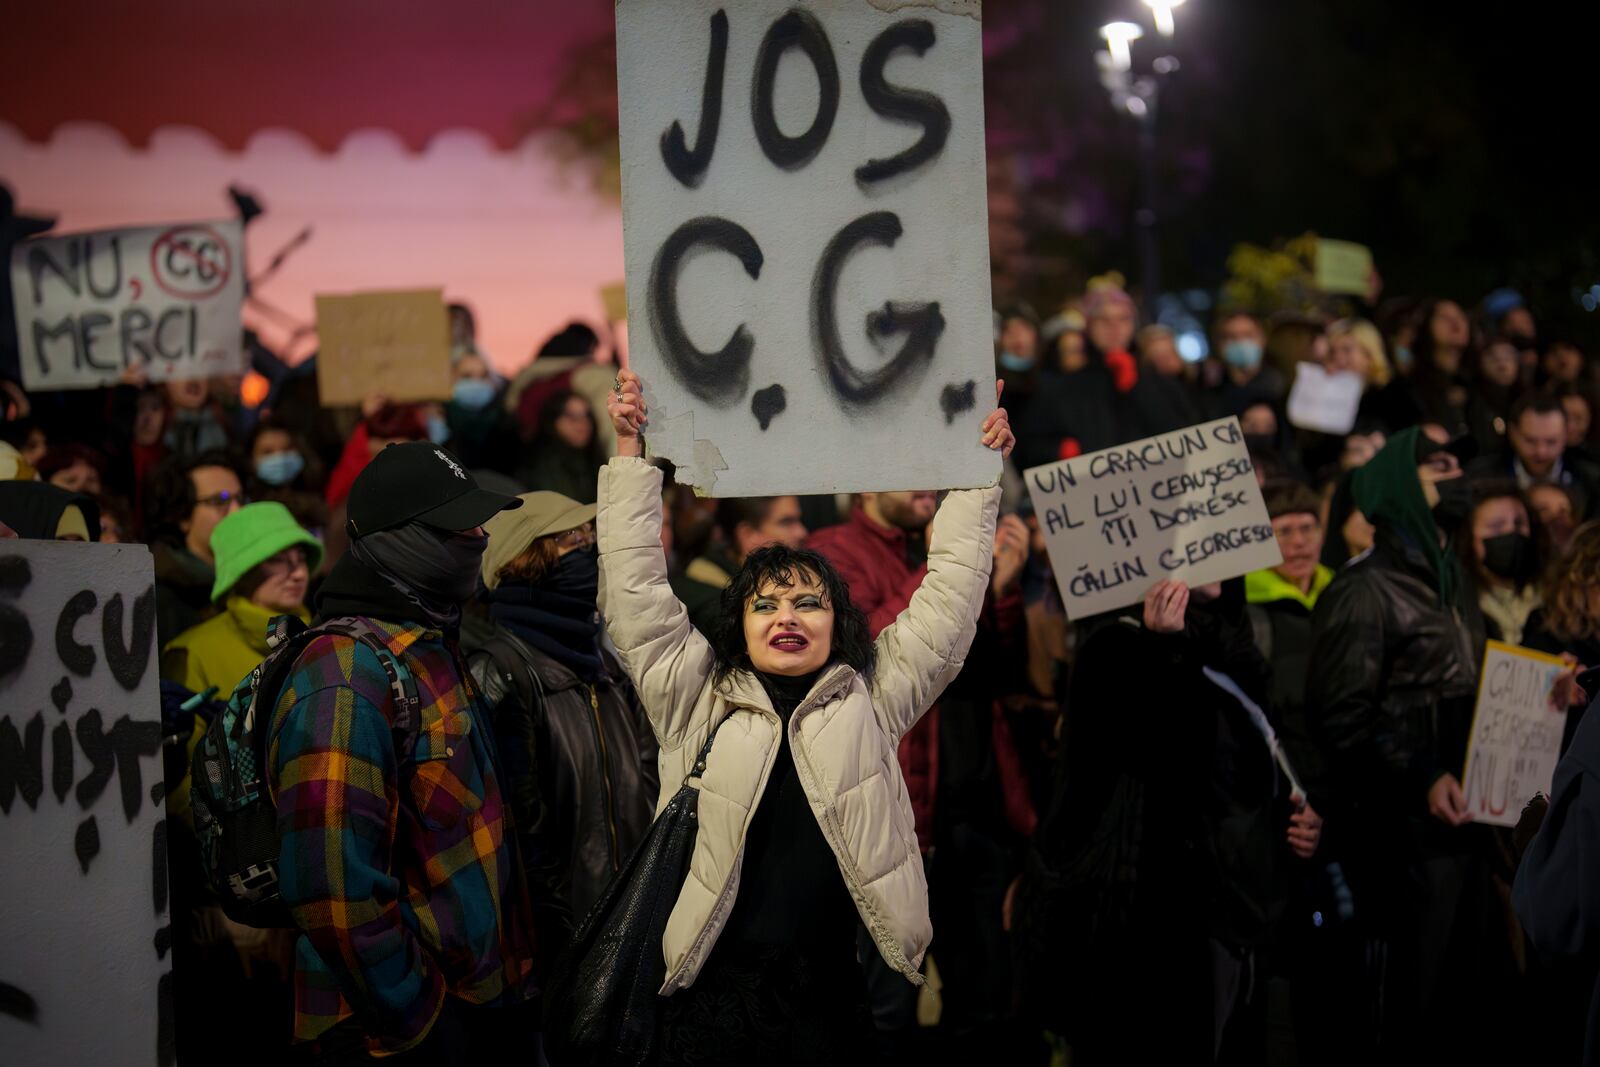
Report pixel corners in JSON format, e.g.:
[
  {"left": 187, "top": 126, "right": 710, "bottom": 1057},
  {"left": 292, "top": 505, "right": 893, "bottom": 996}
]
[{"left": 209, "top": 501, "right": 324, "bottom": 601}]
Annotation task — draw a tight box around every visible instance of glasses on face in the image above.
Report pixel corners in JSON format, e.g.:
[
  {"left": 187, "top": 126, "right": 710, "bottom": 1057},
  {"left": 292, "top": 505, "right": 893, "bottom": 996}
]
[
  {"left": 196, "top": 489, "right": 249, "bottom": 510},
  {"left": 259, "top": 548, "right": 310, "bottom": 577},
  {"left": 556, "top": 523, "right": 595, "bottom": 549}
]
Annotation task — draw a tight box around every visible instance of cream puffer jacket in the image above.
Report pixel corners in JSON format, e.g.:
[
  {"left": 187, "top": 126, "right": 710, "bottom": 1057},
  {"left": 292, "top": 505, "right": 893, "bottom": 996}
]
[{"left": 596, "top": 457, "right": 1000, "bottom": 994}]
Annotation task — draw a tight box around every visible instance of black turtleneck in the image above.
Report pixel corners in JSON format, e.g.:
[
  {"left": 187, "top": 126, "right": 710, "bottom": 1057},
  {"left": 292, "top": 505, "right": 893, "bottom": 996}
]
[{"left": 714, "top": 668, "right": 857, "bottom": 962}]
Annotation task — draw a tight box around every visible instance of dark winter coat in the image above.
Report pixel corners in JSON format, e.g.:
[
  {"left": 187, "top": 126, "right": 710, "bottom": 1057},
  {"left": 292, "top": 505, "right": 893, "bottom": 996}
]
[
  {"left": 1019, "top": 597, "right": 1292, "bottom": 1062},
  {"left": 469, "top": 628, "right": 659, "bottom": 949}
]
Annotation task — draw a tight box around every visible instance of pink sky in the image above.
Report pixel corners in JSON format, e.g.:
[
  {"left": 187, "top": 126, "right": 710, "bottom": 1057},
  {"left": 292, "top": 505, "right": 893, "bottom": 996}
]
[{"left": 2, "top": 121, "right": 626, "bottom": 377}]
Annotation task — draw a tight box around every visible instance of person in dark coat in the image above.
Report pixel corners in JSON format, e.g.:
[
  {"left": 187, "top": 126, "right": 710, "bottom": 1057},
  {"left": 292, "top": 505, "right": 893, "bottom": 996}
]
[
  {"left": 1513, "top": 691, "right": 1600, "bottom": 1065},
  {"left": 1367, "top": 297, "right": 1476, "bottom": 437},
  {"left": 144, "top": 449, "right": 247, "bottom": 645},
  {"left": 1019, "top": 578, "right": 1321, "bottom": 1065},
  {"left": 1204, "top": 311, "right": 1287, "bottom": 420},
  {"left": 515, "top": 390, "right": 607, "bottom": 505},
  {"left": 1467, "top": 392, "right": 1600, "bottom": 519},
  {"left": 1017, "top": 286, "right": 1140, "bottom": 468},
  {"left": 469, "top": 490, "right": 659, "bottom": 952},
  {"left": 0, "top": 479, "right": 100, "bottom": 541},
  {"left": 1305, "top": 426, "right": 1520, "bottom": 1061}
]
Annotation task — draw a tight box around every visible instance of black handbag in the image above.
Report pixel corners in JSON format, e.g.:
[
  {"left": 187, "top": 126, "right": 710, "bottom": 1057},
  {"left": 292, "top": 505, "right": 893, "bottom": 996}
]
[{"left": 543, "top": 715, "right": 728, "bottom": 1067}]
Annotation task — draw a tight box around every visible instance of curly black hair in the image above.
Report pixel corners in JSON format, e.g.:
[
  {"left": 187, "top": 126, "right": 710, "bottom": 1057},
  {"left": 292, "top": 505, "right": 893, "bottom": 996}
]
[{"left": 710, "top": 544, "right": 876, "bottom": 685}]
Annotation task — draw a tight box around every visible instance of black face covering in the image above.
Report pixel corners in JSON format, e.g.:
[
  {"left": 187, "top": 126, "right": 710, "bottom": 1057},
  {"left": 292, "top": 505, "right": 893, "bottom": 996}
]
[
  {"left": 350, "top": 523, "right": 488, "bottom": 626},
  {"left": 1482, "top": 532, "right": 1538, "bottom": 585},
  {"left": 1243, "top": 433, "right": 1279, "bottom": 457},
  {"left": 1431, "top": 476, "right": 1474, "bottom": 532}
]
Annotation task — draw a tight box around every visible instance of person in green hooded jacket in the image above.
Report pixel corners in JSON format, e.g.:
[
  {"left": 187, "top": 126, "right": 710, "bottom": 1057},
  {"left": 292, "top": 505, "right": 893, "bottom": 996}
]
[
  {"left": 162, "top": 500, "right": 325, "bottom": 696},
  {"left": 1305, "top": 426, "right": 1520, "bottom": 1062}
]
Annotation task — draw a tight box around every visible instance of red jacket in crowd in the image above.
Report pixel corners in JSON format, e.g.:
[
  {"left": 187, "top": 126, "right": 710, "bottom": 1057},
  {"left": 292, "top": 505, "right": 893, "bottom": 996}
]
[{"left": 808, "top": 504, "right": 1030, "bottom": 850}]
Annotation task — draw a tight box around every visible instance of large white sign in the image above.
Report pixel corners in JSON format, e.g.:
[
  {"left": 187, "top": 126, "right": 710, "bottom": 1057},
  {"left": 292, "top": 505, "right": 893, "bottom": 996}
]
[
  {"left": 11, "top": 220, "right": 246, "bottom": 391},
  {"left": 1025, "top": 418, "right": 1283, "bottom": 619},
  {"left": 616, "top": 0, "right": 997, "bottom": 495},
  {"left": 0, "top": 542, "right": 171, "bottom": 1065},
  {"left": 1462, "top": 641, "right": 1569, "bottom": 829}
]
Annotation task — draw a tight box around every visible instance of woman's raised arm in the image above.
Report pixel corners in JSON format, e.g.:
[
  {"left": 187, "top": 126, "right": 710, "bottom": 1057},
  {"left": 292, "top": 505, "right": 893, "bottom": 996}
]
[
  {"left": 870, "top": 385, "right": 1013, "bottom": 739},
  {"left": 597, "top": 366, "right": 716, "bottom": 750}
]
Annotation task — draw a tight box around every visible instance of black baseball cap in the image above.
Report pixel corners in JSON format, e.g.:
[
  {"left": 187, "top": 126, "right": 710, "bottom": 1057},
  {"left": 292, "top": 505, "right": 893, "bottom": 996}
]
[{"left": 345, "top": 441, "right": 522, "bottom": 539}]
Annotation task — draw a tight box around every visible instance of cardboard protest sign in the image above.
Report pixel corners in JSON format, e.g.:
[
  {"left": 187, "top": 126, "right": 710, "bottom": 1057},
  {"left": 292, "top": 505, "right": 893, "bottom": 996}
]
[
  {"left": 1462, "top": 641, "right": 1569, "bottom": 828},
  {"left": 10, "top": 220, "right": 246, "bottom": 391},
  {"left": 0, "top": 542, "right": 170, "bottom": 1065},
  {"left": 600, "top": 282, "right": 629, "bottom": 324},
  {"left": 1024, "top": 418, "right": 1283, "bottom": 619},
  {"left": 1287, "top": 362, "right": 1365, "bottom": 435},
  {"left": 315, "top": 288, "right": 452, "bottom": 406},
  {"left": 1314, "top": 238, "right": 1374, "bottom": 296},
  {"left": 615, "top": 0, "right": 997, "bottom": 495}
]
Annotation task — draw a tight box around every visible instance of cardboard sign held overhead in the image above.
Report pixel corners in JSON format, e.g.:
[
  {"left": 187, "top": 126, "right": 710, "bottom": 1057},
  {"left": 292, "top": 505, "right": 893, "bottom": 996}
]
[
  {"left": 1462, "top": 641, "right": 1570, "bottom": 828},
  {"left": 10, "top": 220, "right": 246, "bottom": 391},
  {"left": 0, "top": 542, "right": 170, "bottom": 1065},
  {"left": 1024, "top": 418, "right": 1283, "bottom": 620},
  {"left": 616, "top": 0, "right": 997, "bottom": 495},
  {"left": 315, "top": 288, "right": 452, "bottom": 407}
]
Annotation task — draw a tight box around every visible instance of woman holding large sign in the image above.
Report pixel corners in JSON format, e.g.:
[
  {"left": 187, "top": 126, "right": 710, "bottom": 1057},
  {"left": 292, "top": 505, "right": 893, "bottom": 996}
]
[{"left": 585, "top": 366, "right": 1008, "bottom": 1062}]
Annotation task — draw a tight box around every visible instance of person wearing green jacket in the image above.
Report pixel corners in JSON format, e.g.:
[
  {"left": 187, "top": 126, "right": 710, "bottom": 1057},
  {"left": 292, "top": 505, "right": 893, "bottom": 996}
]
[{"left": 162, "top": 500, "right": 325, "bottom": 696}]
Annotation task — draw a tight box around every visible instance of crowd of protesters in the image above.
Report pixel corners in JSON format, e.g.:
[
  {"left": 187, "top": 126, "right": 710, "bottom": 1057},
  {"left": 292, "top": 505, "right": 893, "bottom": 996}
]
[{"left": 6, "top": 269, "right": 1600, "bottom": 1067}]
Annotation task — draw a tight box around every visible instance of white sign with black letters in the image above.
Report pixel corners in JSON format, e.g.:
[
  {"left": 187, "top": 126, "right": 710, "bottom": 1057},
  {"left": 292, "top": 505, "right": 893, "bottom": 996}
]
[
  {"left": 0, "top": 542, "right": 170, "bottom": 1065},
  {"left": 616, "top": 0, "right": 997, "bottom": 495},
  {"left": 1025, "top": 418, "right": 1283, "bottom": 619},
  {"left": 1462, "top": 641, "right": 1569, "bottom": 829},
  {"left": 11, "top": 220, "right": 246, "bottom": 391}
]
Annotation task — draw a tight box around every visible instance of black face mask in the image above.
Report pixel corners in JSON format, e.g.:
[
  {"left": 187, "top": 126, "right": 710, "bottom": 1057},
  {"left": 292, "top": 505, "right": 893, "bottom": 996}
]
[
  {"left": 544, "top": 544, "right": 599, "bottom": 603},
  {"left": 1431, "top": 476, "right": 1474, "bottom": 531},
  {"left": 351, "top": 523, "right": 488, "bottom": 623},
  {"left": 1243, "top": 433, "right": 1278, "bottom": 456},
  {"left": 1482, "top": 532, "right": 1538, "bottom": 585}
]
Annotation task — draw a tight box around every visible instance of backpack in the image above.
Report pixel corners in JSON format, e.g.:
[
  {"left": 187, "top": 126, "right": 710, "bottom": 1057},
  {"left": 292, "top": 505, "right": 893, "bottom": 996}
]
[{"left": 191, "top": 614, "right": 421, "bottom": 928}]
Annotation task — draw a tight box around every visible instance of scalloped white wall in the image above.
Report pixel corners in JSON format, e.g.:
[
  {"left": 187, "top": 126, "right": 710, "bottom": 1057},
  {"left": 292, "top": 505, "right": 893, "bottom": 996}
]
[{"left": 0, "top": 122, "right": 626, "bottom": 377}]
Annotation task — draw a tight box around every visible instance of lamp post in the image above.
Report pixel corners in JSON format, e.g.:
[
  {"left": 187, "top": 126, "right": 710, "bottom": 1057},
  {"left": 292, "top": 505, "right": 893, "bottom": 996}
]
[{"left": 1098, "top": 13, "right": 1182, "bottom": 314}]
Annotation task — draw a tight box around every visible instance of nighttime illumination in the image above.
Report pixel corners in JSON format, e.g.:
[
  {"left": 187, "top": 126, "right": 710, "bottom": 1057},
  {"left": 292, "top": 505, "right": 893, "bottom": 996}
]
[
  {"left": 1142, "top": 0, "right": 1188, "bottom": 37},
  {"left": 1100, "top": 21, "right": 1144, "bottom": 72}
]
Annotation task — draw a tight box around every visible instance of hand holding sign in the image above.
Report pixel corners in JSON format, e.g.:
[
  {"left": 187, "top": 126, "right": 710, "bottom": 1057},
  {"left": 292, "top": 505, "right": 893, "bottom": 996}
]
[{"left": 608, "top": 363, "right": 649, "bottom": 459}]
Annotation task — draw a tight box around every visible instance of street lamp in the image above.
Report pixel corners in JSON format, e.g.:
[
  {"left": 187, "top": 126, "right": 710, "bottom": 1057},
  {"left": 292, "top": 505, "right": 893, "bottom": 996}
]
[
  {"left": 1141, "top": 0, "right": 1187, "bottom": 38},
  {"left": 1099, "top": 21, "right": 1143, "bottom": 72},
  {"left": 1096, "top": 9, "right": 1186, "bottom": 315}
]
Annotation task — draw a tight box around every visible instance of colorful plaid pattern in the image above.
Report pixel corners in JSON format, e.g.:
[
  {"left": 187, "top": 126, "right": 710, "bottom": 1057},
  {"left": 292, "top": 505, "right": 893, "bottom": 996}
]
[{"left": 267, "top": 617, "right": 534, "bottom": 1053}]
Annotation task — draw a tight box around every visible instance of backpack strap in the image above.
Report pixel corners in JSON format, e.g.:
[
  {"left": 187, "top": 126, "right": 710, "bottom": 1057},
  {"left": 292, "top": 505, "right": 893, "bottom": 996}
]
[{"left": 320, "top": 619, "right": 423, "bottom": 757}]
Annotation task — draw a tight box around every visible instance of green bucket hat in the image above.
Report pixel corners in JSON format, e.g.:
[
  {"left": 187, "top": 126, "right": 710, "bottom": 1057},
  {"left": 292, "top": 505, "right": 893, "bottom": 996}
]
[{"left": 209, "top": 501, "right": 324, "bottom": 602}]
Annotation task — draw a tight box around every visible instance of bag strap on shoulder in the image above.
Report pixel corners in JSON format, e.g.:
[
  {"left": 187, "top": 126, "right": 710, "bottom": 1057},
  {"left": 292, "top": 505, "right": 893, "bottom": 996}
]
[{"left": 683, "top": 713, "right": 730, "bottom": 787}]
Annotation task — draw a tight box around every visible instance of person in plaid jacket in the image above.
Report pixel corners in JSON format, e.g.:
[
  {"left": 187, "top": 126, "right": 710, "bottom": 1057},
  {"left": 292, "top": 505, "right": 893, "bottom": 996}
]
[{"left": 266, "top": 443, "right": 536, "bottom": 1063}]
